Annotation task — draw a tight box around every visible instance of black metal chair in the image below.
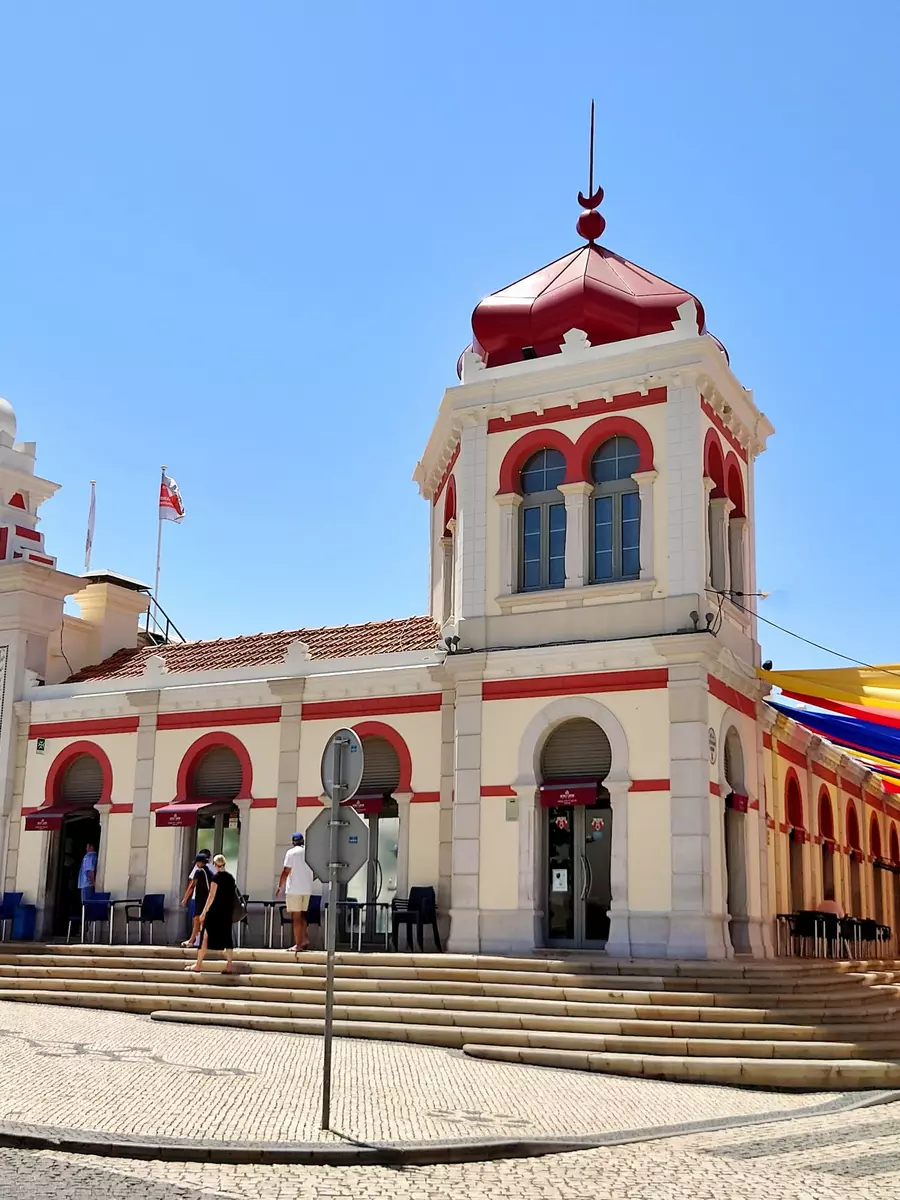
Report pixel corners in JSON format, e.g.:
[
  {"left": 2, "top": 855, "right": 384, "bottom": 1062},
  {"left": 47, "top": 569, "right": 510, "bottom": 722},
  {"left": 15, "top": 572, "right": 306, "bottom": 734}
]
[
  {"left": 124, "top": 894, "right": 165, "bottom": 944},
  {"left": 391, "top": 886, "right": 442, "bottom": 952}
]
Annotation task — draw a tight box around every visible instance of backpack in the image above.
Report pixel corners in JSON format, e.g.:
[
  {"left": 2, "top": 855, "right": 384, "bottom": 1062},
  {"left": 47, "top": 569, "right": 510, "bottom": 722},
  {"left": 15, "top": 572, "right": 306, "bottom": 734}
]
[{"left": 232, "top": 883, "right": 248, "bottom": 924}]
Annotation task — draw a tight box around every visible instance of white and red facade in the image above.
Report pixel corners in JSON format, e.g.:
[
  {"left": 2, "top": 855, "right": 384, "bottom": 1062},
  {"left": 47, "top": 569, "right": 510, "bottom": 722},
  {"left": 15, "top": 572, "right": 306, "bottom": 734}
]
[{"left": 1, "top": 188, "right": 899, "bottom": 956}]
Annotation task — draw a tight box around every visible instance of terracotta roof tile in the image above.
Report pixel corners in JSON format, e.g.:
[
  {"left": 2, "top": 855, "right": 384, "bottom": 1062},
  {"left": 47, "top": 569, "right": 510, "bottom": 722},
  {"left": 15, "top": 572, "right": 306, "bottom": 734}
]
[{"left": 66, "top": 615, "right": 441, "bottom": 683}]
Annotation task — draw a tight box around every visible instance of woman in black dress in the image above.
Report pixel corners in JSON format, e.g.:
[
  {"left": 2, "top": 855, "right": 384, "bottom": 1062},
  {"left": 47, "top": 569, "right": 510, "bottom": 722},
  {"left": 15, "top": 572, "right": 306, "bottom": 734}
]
[{"left": 187, "top": 854, "right": 238, "bottom": 973}]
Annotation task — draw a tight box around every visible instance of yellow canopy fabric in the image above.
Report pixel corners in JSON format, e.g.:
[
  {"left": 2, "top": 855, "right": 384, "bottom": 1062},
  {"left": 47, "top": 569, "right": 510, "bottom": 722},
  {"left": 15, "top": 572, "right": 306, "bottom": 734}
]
[{"left": 757, "top": 666, "right": 900, "bottom": 715}]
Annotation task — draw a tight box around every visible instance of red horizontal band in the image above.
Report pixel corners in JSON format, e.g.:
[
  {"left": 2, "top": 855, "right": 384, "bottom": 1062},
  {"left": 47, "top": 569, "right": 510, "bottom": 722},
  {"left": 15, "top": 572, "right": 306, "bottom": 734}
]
[
  {"left": 250, "top": 797, "right": 277, "bottom": 809},
  {"left": 487, "top": 387, "right": 667, "bottom": 434},
  {"left": 297, "top": 796, "right": 324, "bottom": 807},
  {"left": 29, "top": 717, "right": 139, "bottom": 740},
  {"left": 629, "top": 779, "right": 670, "bottom": 792},
  {"left": 481, "top": 785, "right": 518, "bottom": 797},
  {"left": 157, "top": 707, "right": 281, "bottom": 730},
  {"left": 411, "top": 791, "right": 440, "bottom": 803},
  {"left": 484, "top": 668, "right": 668, "bottom": 702},
  {"left": 707, "top": 674, "right": 756, "bottom": 719},
  {"left": 303, "top": 693, "right": 442, "bottom": 720}
]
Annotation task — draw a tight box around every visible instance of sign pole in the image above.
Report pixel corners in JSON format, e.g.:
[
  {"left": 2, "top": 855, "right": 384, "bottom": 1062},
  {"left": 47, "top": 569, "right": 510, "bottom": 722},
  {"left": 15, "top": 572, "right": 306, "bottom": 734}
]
[{"left": 321, "top": 733, "right": 346, "bottom": 1130}]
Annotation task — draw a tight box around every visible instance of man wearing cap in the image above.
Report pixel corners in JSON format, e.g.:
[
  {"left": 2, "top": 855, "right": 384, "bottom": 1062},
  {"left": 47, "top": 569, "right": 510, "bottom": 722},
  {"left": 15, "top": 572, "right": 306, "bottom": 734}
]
[{"left": 276, "top": 833, "right": 316, "bottom": 952}]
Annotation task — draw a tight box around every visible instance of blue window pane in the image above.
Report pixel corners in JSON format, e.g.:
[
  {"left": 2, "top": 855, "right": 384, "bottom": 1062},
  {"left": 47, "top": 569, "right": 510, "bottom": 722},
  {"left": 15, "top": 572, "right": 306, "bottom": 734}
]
[
  {"left": 523, "top": 559, "right": 542, "bottom": 589},
  {"left": 522, "top": 506, "right": 542, "bottom": 590},
  {"left": 548, "top": 504, "right": 566, "bottom": 588},
  {"left": 593, "top": 496, "right": 613, "bottom": 580},
  {"left": 591, "top": 436, "right": 641, "bottom": 484},
  {"left": 621, "top": 491, "right": 640, "bottom": 521},
  {"left": 622, "top": 546, "right": 640, "bottom": 577},
  {"left": 520, "top": 448, "right": 566, "bottom": 495}
]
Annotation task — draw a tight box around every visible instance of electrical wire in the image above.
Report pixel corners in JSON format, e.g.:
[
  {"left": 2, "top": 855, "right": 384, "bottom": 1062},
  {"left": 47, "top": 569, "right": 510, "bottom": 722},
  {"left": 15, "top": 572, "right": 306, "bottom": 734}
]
[{"left": 706, "top": 588, "right": 900, "bottom": 684}]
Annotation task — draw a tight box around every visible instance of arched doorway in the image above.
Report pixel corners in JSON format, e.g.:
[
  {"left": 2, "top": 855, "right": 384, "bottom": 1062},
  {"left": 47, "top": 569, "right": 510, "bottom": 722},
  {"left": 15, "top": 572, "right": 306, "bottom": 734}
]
[
  {"left": 819, "top": 790, "right": 837, "bottom": 902},
  {"left": 847, "top": 804, "right": 863, "bottom": 916},
  {"left": 540, "top": 718, "right": 612, "bottom": 947},
  {"left": 785, "top": 774, "right": 805, "bottom": 912},
  {"left": 870, "top": 817, "right": 884, "bottom": 923},
  {"left": 190, "top": 745, "right": 243, "bottom": 864},
  {"left": 891, "top": 826, "right": 900, "bottom": 940},
  {"left": 722, "top": 727, "right": 749, "bottom": 952},
  {"left": 45, "top": 753, "right": 103, "bottom": 935},
  {"left": 344, "top": 735, "right": 401, "bottom": 929}
]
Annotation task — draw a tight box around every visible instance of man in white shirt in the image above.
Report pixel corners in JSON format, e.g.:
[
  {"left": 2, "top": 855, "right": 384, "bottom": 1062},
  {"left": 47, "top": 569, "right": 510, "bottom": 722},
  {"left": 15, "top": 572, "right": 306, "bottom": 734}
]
[{"left": 276, "top": 832, "right": 316, "bottom": 951}]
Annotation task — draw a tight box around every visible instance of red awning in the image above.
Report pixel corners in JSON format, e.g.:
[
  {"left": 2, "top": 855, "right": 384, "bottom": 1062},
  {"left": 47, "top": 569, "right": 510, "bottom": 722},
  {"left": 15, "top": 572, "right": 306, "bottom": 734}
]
[
  {"left": 539, "top": 782, "right": 598, "bottom": 807},
  {"left": 154, "top": 800, "right": 211, "bottom": 828},
  {"left": 342, "top": 794, "right": 384, "bottom": 815},
  {"left": 23, "top": 805, "right": 80, "bottom": 831}
]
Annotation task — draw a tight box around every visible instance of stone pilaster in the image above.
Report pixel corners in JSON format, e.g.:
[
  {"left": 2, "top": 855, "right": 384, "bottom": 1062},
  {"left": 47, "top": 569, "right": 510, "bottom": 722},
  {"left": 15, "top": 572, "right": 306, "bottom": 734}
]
[
  {"left": 448, "top": 660, "right": 486, "bottom": 952},
  {"left": 394, "top": 791, "right": 413, "bottom": 898},
  {"left": 126, "top": 689, "right": 159, "bottom": 899},
  {"left": 557, "top": 482, "right": 591, "bottom": 589},
  {"left": 667, "top": 663, "right": 730, "bottom": 958},
  {"left": 497, "top": 493, "right": 522, "bottom": 596},
  {"left": 95, "top": 803, "right": 112, "bottom": 891},
  {"left": 709, "top": 497, "right": 735, "bottom": 593},
  {"left": 268, "top": 678, "right": 306, "bottom": 890},
  {"left": 235, "top": 799, "right": 252, "bottom": 893},
  {"left": 604, "top": 779, "right": 632, "bottom": 957},
  {"left": 631, "top": 470, "right": 658, "bottom": 583}
]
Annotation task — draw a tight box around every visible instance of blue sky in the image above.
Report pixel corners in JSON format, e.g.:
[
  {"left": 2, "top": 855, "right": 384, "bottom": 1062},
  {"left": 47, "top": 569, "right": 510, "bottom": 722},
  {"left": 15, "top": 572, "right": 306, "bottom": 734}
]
[{"left": 0, "top": 3, "right": 896, "bottom": 669}]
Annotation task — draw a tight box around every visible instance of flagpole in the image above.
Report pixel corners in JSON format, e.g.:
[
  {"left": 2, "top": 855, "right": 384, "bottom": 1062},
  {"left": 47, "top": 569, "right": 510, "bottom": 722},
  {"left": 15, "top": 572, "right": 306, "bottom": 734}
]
[
  {"left": 154, "top": 464, "right": 166, "bottom": 609},
  {"left": 84, "top": 480, "right": 96, "bottom": 572}
]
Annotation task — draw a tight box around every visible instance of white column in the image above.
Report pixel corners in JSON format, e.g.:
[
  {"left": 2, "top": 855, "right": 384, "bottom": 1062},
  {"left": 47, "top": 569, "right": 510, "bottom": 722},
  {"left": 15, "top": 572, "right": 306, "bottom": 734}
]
[
  {"left": 449, "top": 665, "right": 486, "bottom": 952},
  {"left": 729, "top": 515, "right": 747, "bottom": 598},
  {"left": 703, "top": 477, "right": 716, "bottom": 588},
  {"left": 395, "top": 791, "right": 413, "bottom": 899},
  {"left": 709, "top": 497, "right": 734, "bottom": 592},
  {"left": 497, "top": 494, "right": 522, "bottom": 596},
  {"left": 235, "top": 799, "right": 252, "bottom": 892},
  {"left": 441, "top": 517, "right": 457, "bottom": 624},
  {"left": 558, "top": 482, "right": 591, "bottom": 588},
  {"left": 604, "top": 780, "right": 632, "bottom": 957},
  {"left": 95, "top": 803, "right": 112, "bottom": 891},
  {"left": 631, "top": 470, "right": 658, "bottom": 582}
]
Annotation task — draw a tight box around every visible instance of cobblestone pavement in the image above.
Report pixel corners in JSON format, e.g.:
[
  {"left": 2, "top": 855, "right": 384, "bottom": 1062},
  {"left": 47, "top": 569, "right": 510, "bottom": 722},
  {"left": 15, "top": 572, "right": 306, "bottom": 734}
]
[
  {"left": 0, "top": 1102, "right": 896, "bottom": 1197},
  {"left": 0, "top": 1001, "right": 834, "bottom": 1144}
]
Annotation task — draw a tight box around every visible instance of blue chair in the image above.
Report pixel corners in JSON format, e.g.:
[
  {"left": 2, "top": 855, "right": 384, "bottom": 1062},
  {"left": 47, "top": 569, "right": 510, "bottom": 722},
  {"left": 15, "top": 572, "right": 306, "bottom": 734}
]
[
  {"left": 0, "top": 892, "right": 23, "bottom": 941},
  {"left": 72, "top": 893, "right": 111, "bottom": 944},
  {"left": 124, "top": 894, "right": 165, "bottom": 944}
]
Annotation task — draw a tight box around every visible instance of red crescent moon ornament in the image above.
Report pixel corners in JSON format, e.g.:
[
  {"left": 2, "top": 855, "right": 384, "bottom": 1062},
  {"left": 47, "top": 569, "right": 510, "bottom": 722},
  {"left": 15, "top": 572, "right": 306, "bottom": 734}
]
[{"left": 576, "top": 185, "right": 606, "bottom": 243}]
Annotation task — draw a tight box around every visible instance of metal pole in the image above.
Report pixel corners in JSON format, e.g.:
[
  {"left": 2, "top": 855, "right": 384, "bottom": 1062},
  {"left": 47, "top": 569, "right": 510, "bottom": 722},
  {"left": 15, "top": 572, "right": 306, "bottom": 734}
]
[
  {"left": 321, "top": 734, "right": 346, "bottom": 1130},
  {"left": 153, "top": 465, "right": 166, "bottom": 612}
]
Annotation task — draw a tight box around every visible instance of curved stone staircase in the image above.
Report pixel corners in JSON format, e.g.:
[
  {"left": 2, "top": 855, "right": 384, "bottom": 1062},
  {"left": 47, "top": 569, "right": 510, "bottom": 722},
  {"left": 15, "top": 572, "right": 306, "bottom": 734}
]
[{"left": 1, "top": 945, "right": 900, "bottom": 1089}]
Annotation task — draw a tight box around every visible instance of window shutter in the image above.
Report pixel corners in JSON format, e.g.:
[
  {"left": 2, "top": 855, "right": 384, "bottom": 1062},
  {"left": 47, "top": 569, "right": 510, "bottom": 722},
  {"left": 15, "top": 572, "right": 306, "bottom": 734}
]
[
  {"left": 59, "top": 754, "right": 103, "bottom": 804},
  {"left": 360, "top": 737, "right": 401, "bottom": 794},
  {"left": 191, "top": 747, "right": 243, "bottom": 799},
  {"left": 540, "top": 719, "right": 612, "bottom": 782}
]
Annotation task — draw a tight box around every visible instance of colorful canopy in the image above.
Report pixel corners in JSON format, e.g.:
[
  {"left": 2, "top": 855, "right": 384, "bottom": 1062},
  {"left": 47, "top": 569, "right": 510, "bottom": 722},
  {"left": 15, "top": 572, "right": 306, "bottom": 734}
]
[{"left": 761, "top": 665, "right": 900, "bottom": 794}]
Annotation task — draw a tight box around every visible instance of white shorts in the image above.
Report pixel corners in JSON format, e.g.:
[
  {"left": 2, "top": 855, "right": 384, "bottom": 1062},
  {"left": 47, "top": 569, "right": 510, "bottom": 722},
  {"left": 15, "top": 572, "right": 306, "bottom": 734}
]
[{"left": 285, "top": 894, "right": 311, "bottom": 914}]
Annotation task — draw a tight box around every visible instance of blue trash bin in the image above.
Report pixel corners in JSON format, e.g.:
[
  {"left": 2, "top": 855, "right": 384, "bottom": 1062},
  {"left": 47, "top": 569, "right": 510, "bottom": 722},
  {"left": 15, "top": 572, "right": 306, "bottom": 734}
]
[{"left": 12, "top": 904, "right": 36, "bottom": 941}]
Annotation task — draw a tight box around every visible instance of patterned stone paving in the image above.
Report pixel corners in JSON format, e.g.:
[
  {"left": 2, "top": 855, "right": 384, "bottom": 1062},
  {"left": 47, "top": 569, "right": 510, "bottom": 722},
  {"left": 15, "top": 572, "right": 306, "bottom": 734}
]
[{"left": 0, "top": 1002, "right": 833, "bottom": 1145}]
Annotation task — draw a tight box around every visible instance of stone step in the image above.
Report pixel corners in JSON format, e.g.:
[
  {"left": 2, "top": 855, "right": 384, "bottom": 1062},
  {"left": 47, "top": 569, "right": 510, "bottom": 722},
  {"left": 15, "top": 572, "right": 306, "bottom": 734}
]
[
  {"left": 0, "top": 962, "right": 893, "bottom": 1017},
  {"left": 460, "top": 1045, "right": 900, "bottom": 1090},
  {"left": 4, "top": 989, "right": 899, "bottom": 1063},
  {"left": 0, "top": 975, "right": 896, "bottom": 1040}
]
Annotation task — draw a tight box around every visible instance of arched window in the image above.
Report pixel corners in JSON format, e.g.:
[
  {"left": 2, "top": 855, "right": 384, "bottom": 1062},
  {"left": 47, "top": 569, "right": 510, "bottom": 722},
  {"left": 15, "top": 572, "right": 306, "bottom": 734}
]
[
  {"left": 520, "top": 448, "right": 567, "bottom": 591},
  {"left": 819, "top": 789, "right": 836, "bottom": 901},
  {"left": 189, "top": 746, "right": 243, "bottom": 800},
  {"left": 847, "top": 802, "right": 863, "bottom": 916},
  {"left": 590, "top": 436, "right": 640, "bottom": 583},
  {"left": 786, "top": 774, "right": 805, "bottom": 912},
  {"left": 870, "top": 816, "right": 884, "bottom": 922},
  {"left": 59, "top": 754, "right": 104, "bottom": 804}
]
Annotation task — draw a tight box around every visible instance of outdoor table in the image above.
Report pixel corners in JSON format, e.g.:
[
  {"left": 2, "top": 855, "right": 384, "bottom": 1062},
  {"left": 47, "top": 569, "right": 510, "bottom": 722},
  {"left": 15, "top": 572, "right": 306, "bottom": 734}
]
[
  {"left": 323, "top": 900, "right": 391, "bottom": 952},
  {"left": 245, "top": 898, "right": 281, "bottom": 948},
  {"left": 105, "top": 898, "right": 143, "bottom": 945}
]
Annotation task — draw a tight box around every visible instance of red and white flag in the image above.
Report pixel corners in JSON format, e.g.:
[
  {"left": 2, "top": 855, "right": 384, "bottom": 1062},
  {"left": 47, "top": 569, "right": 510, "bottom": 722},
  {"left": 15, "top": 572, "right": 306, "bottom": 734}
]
[{"left": 159, "top": 474, "right": 185, "bottom": 523}]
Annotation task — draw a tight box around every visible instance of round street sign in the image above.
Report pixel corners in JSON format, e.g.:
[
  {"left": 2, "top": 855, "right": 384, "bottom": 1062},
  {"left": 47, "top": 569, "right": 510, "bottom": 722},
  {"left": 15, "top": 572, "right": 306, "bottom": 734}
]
[{"left": 320, "top": 727, "right": 365, "bottom": 802}]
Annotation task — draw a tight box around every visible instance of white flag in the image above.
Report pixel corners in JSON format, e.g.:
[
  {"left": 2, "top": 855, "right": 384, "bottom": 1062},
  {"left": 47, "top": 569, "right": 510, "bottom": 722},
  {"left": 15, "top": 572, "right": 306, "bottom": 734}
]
[
  {"left": 84, "top": 481, "right": 96, "bottom": 571},
  {"left": 159, "top": 474, "right": 185, "bottom": 523}
]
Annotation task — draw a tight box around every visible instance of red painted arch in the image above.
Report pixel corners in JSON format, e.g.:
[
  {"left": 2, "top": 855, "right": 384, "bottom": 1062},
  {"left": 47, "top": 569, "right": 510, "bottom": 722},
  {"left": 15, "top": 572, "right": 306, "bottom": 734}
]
[
  {"left": 725, "top": 452, "right": 745, "bottom": 518},
  {"left": 175, "top": 731, "right": 253, "bottom": 802},
  {"left": 497, "top": 428, "right": 576, "bottom": 496},
  {"left": 870, "top": 814, "right": 882, "bottom": 858},
  {"left": 785, "top": 770, "right": 804, "bottom": 829},
  {"left": 352, "top": 720, "right": 413, "bottom": 793},
  {"left": 846, "top": 801, "right": 861, "bottom": 850},
  {"left": 890, "top": 823, "right": 900, "bottom": 866},
  {"left": 818, "top": 788, "right": 835, "bottom": 841},
  {"left": 443, "top": 474, "right": 456, "bottom": 534},
  {"left": 704, "top": 428, "right": 725, "bottom": 498},
  {"left": 572, "top": 415, "right": 655, "bottom": 483},
  {"left": 44, "top": 741, "right": 113, "bottom": 807}
]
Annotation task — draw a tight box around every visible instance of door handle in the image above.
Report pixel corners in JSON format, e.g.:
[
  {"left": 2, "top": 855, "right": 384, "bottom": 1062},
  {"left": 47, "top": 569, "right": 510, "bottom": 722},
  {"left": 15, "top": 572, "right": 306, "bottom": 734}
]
[{"left": 580, "top": 854, "right": 588, "bottom": 900}]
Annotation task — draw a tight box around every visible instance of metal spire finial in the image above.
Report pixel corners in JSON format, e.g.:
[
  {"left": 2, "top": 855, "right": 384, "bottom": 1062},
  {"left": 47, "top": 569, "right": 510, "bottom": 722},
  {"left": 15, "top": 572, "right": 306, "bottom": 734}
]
[{"left": 576, "top": 99, "right": 606, "bottom": 244}]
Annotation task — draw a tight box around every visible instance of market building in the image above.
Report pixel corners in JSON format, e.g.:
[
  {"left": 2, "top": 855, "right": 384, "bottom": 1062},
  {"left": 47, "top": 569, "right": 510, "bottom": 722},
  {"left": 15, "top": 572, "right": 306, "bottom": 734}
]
[{"left": 2, "top": 183, "right": 899, "bottom": 957}]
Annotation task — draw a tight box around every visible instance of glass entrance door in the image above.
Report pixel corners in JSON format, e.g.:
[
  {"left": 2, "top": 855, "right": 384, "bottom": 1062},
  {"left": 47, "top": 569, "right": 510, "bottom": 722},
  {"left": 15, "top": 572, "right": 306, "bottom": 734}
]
[
  {"left": 545, "top": 802, "right": 611, "bottom": 947},
  {"left": 344, "top": 802, "right": 400, "bottom": 940}
]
